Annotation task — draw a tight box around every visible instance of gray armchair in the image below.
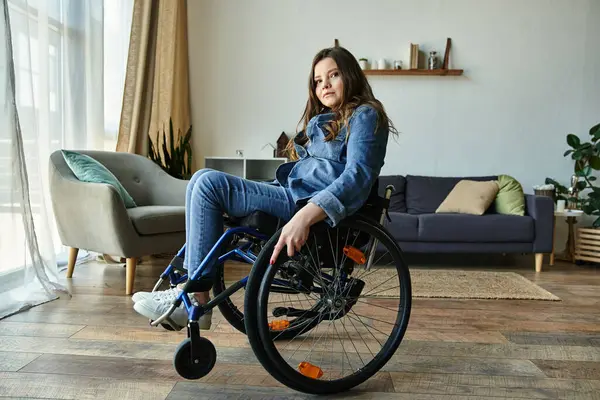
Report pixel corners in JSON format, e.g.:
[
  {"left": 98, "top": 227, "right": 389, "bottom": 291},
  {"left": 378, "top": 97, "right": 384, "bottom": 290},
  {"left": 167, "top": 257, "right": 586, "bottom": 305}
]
[{"left": 49, "top": 150, "right": 188, "bottom": 295}]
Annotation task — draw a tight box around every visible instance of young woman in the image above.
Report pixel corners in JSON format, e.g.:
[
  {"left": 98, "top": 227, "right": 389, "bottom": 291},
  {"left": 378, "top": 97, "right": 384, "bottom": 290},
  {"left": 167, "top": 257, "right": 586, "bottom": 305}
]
[{"left": 132, "top": 46, "right": 398, "bottom": 330}]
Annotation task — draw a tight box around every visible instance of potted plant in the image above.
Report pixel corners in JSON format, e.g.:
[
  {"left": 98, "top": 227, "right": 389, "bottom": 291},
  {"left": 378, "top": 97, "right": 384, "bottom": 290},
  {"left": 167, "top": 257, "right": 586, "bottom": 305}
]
[
  {"left": 358, "top": 58, "right": 369, "bottom": 70},
  {"left": 546, "top": 122, "right": 600, "bottom": 226},
  {"left": 148, "top": 118, "right": 193, "bottom": 180}
]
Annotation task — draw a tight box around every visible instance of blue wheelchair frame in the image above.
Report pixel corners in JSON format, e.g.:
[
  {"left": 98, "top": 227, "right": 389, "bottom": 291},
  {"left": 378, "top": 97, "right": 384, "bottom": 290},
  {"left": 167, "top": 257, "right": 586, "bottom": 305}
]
[{"left": 149, "top": 224, "right": 341, "bottom": 329}]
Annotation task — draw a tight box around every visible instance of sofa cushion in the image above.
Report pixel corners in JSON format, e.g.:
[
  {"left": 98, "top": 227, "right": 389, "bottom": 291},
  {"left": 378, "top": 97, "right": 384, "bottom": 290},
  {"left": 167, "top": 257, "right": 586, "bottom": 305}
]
[
  {"left": 436, "top": 180, "right": 499, "bottom": 215},
  {"left": 61, "top": 149, "right": 137, "bottom": 208},
  {"left": 127, "top": 206, "right": 185, "bottom": 235},
  {"left": 405, "top": 174, "right": 498, "bottom": 214},
  {"left": 418, "top": 213, "right": 534, "bottom": 242},
  {"left": 378, "top": 175, "right": 407, "bottom": 212},
  {"left": 385, "top": 212, "right": 418, "bottom": 241},
  {"left": 495, "top": 174, "right": 525, "bottom": 216}
]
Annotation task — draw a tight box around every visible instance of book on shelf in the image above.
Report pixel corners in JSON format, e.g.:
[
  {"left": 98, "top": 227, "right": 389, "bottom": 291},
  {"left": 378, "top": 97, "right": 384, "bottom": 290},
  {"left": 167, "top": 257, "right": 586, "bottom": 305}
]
[{"left": 410, "top": 43, "right": 419, "bottom": 69}]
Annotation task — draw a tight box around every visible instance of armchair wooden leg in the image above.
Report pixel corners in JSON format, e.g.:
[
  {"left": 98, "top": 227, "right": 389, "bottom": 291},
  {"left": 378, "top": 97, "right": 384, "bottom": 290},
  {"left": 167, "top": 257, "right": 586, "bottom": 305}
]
[
  {"left": 66, "top": 247, "right": 79, "bottom": 278},
  {"left": 535, "top": 253, "right": 543, "bottom": 272},
  {"left": 125, "top": 257, "right": 138, "bottom": 295}
]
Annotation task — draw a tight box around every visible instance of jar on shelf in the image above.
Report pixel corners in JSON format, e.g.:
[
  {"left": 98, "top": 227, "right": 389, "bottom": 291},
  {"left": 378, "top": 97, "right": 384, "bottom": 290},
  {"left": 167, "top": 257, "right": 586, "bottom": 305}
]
[{"left": 428, "top": 51, "right": 439, "bottom": 70}]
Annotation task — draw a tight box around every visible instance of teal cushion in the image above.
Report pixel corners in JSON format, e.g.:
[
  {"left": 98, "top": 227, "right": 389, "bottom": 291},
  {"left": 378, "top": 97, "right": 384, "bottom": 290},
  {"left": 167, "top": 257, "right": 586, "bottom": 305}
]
[{"left": 61, "top": 150, "right": 137, "bottom": 208}]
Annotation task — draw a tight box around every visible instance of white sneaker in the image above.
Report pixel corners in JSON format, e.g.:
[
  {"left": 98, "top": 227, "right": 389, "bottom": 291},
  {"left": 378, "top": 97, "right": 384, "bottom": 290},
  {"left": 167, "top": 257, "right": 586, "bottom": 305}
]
[
  {"left": 131, "top": 286, "right": 193, "bottom": 303},
  {"left": 133, "top": 296, "right": 213, "bottom": 331}
]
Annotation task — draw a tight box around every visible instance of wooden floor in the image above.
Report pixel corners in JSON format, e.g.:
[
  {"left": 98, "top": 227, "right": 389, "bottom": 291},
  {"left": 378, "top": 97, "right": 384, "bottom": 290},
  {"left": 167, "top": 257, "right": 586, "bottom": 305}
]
[{"left": 0, "top": 256, "right": 599, "bottom": 399}]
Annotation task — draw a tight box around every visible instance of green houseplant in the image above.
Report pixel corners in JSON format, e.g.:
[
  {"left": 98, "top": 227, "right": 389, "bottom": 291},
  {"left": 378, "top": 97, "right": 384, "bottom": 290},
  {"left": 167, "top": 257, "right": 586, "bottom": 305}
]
[
  {"left": 148, "top": 118, "right": 193, "bottom": 180},
  {"left": 546, "top": 122, "right": 600, "bottom": 226}
]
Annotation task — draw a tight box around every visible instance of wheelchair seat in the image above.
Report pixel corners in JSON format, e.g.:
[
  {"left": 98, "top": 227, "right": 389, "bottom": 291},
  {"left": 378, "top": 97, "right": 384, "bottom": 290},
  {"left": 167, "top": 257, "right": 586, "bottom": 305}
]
[{"left": 225, "top": 211, "right": 284, "bottom": 236}]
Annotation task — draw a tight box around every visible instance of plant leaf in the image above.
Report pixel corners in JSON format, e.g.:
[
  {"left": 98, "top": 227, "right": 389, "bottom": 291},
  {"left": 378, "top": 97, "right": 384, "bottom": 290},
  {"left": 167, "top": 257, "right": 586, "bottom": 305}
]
[
  {"left": 567, "top": 133, "right": 581, "bottom": 148},
  {"left": 589, "top": 191, "right": 600, "bottom": 199},
  {"left": 589, "top": 156, "right": 600, "bottom": 170},
  {"left": 590, "top": 198, "right": 600, "bottom": 211},
  {"left": 162, "top": 134, "right": 171, "bottom": 168},
  {"left": 148, "top": 139, "right": 155, "bottom": 160},
  {"left": 169, "top": 118, "right": 175, "bottom": 160},
  {"left": 590, "top": 122, "right": 600, "bottom": 138},
  {"left": 563, "top": 149, "right": 573, "bottom": 157},
  {"left": 146, "top": 120, "right": 194, "bottom": 179},
  {"left": 576, "top": 181, "right": 588, "bottom": 191},
  {"left": 182, "top": 126, "right": 192, "bottom": 147},
  {"left": 576, "top": 166, "right": 592, "bottom": 177}
]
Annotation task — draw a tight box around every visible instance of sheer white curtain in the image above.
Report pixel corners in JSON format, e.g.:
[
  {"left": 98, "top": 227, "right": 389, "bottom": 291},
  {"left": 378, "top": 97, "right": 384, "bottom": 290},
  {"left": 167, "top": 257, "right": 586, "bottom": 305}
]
[{"left": 0, "top": 0, "right": 133, "bottom": 319}]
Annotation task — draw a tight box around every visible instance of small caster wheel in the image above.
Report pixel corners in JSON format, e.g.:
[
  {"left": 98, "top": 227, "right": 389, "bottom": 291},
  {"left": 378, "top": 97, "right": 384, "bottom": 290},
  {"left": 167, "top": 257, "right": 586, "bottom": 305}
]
[{"left": 173, "top": 337, "right": 216, "bottom": 379}]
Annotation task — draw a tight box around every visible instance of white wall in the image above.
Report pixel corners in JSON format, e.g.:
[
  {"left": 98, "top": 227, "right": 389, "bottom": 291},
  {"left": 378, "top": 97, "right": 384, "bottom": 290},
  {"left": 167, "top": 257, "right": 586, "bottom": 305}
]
[{"left": 187, "top": 0, "right": 600, "bottom": 196}]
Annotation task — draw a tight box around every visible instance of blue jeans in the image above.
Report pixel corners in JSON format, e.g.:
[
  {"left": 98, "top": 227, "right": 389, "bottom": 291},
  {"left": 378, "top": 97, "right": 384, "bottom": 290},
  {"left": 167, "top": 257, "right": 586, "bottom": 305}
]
[{"left": 183, "top": 169, "right": 297, "bottom": 281}]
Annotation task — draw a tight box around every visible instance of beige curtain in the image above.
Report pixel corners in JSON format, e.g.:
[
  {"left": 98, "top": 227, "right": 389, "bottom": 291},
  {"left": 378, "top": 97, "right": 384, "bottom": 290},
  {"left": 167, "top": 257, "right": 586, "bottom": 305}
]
[{"left": 116, "top": 0, "right": 191, "bottom": 155}]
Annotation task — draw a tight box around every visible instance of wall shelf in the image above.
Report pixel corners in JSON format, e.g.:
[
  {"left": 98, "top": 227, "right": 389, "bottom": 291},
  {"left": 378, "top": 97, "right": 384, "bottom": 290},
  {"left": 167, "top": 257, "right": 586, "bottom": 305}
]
[{"left": 363, "top": 69, "right": 464, "bottom": 76}]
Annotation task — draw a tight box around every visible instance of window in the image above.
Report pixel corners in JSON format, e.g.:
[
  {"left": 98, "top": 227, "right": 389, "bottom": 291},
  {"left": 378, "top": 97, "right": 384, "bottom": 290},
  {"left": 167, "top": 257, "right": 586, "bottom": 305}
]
[
  {"left": 0, "top": 0, "right": 132, "bottom": 280},
  {"left": 1, "top": 1, "right": 67, "bottom": 278}
]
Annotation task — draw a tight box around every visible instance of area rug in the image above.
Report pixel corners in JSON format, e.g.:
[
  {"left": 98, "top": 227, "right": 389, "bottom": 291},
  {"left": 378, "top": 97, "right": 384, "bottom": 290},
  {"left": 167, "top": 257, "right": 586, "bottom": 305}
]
[{"left": 364, "top": 269, "right": 561, "bottom": 301}]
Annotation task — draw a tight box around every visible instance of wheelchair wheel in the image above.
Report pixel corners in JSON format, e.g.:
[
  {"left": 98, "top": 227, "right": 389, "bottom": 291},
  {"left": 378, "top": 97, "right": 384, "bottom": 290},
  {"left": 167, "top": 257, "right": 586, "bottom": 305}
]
[{"left": 244, "top": 215, "right": 412, "bottom": 395}]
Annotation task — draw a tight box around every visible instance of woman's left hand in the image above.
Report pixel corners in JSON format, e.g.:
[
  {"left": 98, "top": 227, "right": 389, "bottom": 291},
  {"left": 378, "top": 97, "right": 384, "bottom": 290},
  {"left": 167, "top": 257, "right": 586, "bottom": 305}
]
[{"left": 270, "top": 203, "right": 327, "bottom": 264}]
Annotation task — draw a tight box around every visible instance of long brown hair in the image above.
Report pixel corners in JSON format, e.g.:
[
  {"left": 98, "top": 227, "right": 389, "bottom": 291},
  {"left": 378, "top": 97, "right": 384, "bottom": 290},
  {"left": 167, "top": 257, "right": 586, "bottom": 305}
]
[{"left": 286, "top": 46, "right": 398, "bottom": 160}]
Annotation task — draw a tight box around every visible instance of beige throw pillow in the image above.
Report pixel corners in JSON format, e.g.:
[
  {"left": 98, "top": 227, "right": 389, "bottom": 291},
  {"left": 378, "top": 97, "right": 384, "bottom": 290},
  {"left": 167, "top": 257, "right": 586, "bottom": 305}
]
[{"left": 436, "top": 180, "right": 500, "bottom": 215}]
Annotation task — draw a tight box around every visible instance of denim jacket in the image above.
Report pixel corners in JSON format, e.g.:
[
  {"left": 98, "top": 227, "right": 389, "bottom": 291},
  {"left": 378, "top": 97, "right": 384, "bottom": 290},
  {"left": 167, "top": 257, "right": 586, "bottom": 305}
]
[{"left": 274, "top": 104, "right": 389, "bottom": 227}]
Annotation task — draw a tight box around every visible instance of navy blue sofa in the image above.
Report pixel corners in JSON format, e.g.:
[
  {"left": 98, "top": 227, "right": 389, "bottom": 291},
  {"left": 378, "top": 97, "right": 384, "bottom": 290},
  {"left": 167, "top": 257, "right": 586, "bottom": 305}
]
[{"left": 377, "top": 174, "right": 554, "bottom": 271}]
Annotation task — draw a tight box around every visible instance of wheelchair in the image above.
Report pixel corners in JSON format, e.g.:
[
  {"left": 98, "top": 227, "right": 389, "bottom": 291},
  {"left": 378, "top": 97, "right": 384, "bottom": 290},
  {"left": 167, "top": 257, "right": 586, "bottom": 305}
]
[{"left": 148, "top": 183, "right": 412, "bottom": 395}]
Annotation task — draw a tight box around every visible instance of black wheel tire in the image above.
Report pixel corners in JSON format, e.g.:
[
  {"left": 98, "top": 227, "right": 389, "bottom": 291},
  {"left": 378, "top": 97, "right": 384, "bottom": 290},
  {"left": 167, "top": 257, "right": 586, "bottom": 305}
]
[
  {"left": 173, "top": 337, "right": 216, "bottom": 380},
  {"left": 244, "top": 215, "right": 412, "bottom": 395}
]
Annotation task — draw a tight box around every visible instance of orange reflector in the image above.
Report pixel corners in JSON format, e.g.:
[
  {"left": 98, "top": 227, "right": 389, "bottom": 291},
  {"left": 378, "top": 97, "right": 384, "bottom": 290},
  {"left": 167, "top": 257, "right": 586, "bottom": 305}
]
[
  {"left": 298, "top": 361, "right": 323, "bottom": 379},
  {"left": 343, "top": 246, "right": 366, "bottom": 264},
  {"left": 268, "top": 320, "right": 290, "bottom": 331}
]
